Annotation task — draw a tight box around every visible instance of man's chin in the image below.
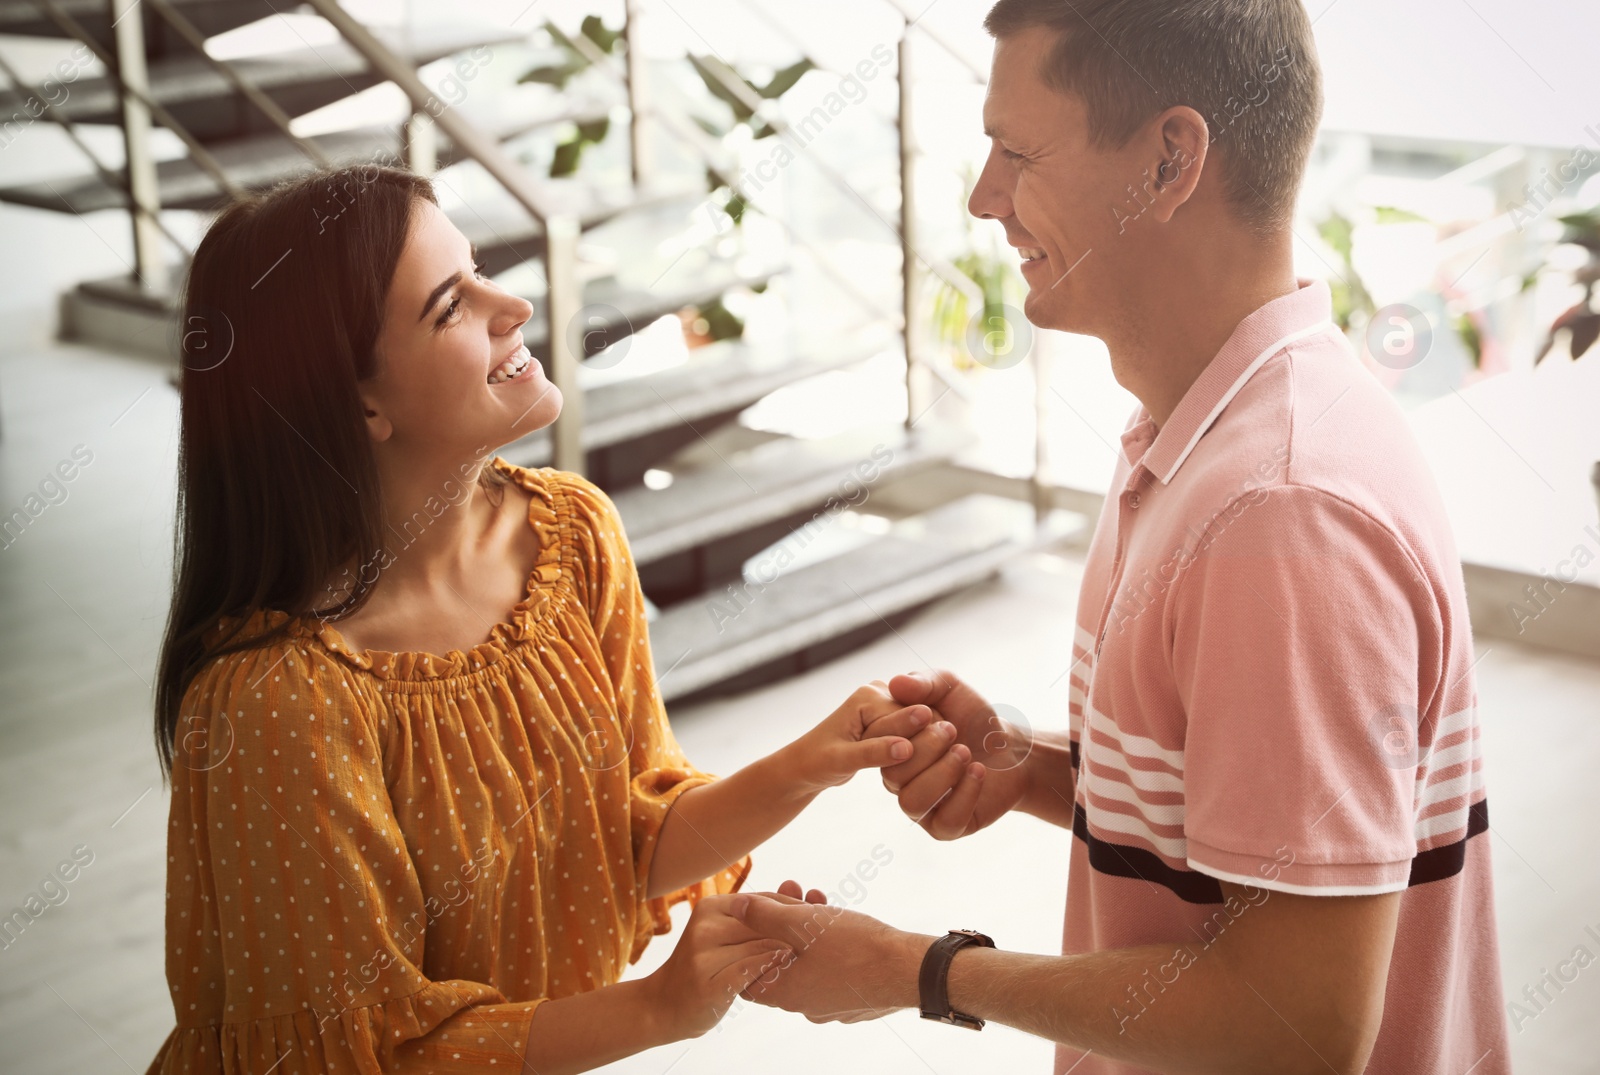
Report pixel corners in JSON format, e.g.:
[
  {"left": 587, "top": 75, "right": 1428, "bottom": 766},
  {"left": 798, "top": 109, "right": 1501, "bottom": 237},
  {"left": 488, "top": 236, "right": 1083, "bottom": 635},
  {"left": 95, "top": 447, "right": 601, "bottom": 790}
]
[{"left": 1022, "top": 288, "right": 1071, "bottom": 334}]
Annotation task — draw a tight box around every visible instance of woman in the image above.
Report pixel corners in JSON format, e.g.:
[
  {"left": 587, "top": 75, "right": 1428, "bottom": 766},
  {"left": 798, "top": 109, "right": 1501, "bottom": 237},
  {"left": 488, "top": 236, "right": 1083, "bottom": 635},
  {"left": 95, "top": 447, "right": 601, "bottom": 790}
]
[{"left": 148, "top": 165, "right": 931, "bottom": 1073}]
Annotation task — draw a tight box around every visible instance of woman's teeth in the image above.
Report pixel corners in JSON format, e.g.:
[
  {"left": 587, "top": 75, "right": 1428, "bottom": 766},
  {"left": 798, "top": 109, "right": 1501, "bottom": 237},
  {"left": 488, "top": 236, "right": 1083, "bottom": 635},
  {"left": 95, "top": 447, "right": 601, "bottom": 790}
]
[{"left": 489, "top": 345, "right": 532, "bottom": 384}]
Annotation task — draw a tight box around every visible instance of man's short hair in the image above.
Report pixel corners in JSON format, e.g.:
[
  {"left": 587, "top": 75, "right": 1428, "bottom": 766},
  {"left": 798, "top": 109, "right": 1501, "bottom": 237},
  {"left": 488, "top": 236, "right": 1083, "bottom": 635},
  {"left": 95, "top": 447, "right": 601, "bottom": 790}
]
[{"left": 984, "top": 0, "right": 1323, "bottom": 236}]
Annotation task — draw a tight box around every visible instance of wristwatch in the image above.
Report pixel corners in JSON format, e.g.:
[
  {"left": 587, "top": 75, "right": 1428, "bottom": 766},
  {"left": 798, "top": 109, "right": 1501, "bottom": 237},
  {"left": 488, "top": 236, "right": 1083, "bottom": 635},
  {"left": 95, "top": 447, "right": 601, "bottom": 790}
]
[{"left": 918, "top": 929, "right": 995, "bottom": 1029}]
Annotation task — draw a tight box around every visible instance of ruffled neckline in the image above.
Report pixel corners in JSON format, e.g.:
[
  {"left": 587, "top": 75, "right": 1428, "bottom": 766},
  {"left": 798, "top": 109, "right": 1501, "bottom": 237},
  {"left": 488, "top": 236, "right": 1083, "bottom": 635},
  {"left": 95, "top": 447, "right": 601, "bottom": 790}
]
[{"left": 216, "top": 458, "right": 571, "bottom": 683}]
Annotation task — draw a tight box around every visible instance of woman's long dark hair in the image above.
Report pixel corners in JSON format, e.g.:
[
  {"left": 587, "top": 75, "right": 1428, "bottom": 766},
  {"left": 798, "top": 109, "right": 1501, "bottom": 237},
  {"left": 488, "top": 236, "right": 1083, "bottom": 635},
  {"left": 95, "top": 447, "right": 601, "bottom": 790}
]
[{"left": 154, "top": 164, "right": 500, "bottom": 779}]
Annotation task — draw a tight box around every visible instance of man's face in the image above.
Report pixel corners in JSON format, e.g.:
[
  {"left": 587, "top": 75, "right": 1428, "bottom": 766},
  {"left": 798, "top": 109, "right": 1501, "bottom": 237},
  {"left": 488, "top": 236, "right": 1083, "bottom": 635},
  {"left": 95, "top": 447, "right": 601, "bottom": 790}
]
[{"left": 969, "top": 28, "right": 1145, "bottom": 337}]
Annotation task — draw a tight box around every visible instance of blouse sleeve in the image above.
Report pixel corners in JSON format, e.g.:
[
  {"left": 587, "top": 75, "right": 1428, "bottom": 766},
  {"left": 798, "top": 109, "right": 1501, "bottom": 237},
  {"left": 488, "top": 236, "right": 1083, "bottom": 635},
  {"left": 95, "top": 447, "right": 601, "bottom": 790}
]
[
  {"left": 559, "top": 473, "right": 752, "bottom": 957},
  {"left": 152, "top": 639, "right": 542, "bottom": 1074}
]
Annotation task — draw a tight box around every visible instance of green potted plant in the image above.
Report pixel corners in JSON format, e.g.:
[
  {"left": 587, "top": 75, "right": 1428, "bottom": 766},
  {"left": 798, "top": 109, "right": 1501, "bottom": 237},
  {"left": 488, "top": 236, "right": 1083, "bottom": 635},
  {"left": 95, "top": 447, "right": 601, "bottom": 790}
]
[
  {"left": 518, "top": 17, "right": 622, "bottom": 177},
  {"left": 1531, "top": 210, "right": 1600, "bottom": 521},
  {"left": 929, "top": 172, "right": 1025, "bottom": 370}
]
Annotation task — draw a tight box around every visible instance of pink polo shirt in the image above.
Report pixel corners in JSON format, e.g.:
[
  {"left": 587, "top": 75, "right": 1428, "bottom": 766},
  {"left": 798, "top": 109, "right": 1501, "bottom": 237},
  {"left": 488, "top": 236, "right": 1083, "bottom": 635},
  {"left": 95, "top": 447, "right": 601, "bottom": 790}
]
[{"left": 1057, "top": 279, "right": 1509, "bottom": 1074}]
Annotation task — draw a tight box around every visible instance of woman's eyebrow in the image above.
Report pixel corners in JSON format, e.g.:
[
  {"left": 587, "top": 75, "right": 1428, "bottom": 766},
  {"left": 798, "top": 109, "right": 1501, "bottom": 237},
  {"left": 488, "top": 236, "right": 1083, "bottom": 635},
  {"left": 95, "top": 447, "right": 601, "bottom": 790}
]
[
  {"left": 419, "top": 272, "right": 461, "bottom": 323},
  {"left": 417, "top": 242, "right": 480, "bottom": 323}
]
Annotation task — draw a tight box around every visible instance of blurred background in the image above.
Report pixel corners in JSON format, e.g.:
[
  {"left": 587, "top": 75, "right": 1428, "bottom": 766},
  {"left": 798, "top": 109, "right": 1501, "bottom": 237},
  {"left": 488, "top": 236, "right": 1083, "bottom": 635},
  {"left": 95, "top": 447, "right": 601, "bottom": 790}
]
[{"left": 1, "top": 0, "right": 1597, "bottom": 1071}]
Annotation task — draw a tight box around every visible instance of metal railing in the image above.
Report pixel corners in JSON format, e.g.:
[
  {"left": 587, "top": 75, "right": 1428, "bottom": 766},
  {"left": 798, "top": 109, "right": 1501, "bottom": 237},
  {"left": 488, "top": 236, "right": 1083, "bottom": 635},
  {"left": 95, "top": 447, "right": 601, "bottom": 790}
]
[{"left": 10, "top": 0, "right": 1052, "bottom": 514}]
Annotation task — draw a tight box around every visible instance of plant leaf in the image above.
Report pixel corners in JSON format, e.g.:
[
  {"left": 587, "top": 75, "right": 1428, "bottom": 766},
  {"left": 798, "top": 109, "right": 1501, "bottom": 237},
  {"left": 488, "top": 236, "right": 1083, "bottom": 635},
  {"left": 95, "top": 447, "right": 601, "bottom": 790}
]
[
  {"left": 1557, "top": 211, "right": 1600, "bottom": 250},
  {"left": 579, "top": 14, "right": 622, "bottom": 54},
  {"left": 1318, "top": 212, "right": 1354, "bottom": 263},
  {"left": 759, "top": 58, "right": 815, "bottom": 99},
  {"left": 519, "top": 62, "right": 583, "bottom": 87},
  {"left": 1454, "top": 311, "right": 1482, "bottom": 369},
  {"left": 694, "top": 295, "right": 745, "bottom": 341},
  {"left": 690, "top": 113, "right": 730, "bottom": 139},
  {"left": 1374, "top": 205, "right": 1428, "bottom": 225},
  {"left": 687, "top": 54, "right": 757, "bottom": 122},
  {"left": 549, "top": 137, "right": 584, "bottom": 178},
  {"left": 1571, "top": 313, "right": 1600, "bottom": 360}
]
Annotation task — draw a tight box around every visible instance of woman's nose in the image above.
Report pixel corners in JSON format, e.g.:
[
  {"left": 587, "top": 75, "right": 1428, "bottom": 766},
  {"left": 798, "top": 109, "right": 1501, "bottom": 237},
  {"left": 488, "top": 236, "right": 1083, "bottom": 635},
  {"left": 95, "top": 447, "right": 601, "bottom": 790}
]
[{"left": 499, "top": 291, "right": 534, "bottom": 334}]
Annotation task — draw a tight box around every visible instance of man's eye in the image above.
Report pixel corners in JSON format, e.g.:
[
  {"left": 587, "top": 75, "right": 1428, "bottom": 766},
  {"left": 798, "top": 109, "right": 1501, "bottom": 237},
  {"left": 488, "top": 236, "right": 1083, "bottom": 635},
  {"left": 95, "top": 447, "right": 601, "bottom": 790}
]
[{"left": 1002, "top": 148, "right": 1027, "bottom": 163}]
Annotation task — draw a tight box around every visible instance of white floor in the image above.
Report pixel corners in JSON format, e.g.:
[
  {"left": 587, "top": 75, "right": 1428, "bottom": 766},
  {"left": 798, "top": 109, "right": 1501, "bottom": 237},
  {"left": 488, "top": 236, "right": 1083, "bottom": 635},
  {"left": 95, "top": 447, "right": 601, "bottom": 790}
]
[{"left": 0, "top": 320, "right": 1597, "bottom": 1074}]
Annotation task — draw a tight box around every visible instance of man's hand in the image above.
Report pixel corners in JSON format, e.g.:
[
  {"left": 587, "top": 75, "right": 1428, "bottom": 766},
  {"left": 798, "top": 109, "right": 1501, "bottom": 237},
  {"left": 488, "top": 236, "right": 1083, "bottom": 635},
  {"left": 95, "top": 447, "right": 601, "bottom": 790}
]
[
  {"left": 866, "top": 670, "right": 1035, "bottom": 839},
  {"left": 731, "top": 892, "right": 932, "bottom": 1024}
]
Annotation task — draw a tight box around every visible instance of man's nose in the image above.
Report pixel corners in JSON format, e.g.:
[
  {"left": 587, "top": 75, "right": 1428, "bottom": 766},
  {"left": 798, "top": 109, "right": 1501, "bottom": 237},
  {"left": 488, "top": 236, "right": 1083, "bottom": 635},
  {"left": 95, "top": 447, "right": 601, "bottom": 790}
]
[{"left": 967, "top": 153, "right": 1012, "bottom": 222}]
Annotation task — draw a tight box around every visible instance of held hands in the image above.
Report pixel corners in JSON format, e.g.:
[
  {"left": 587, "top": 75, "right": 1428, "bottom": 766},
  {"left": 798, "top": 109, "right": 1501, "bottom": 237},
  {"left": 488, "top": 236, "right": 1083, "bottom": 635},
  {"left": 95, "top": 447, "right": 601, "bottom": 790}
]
[
  {"left": 783, "top": 682, "right": 932, "bottom": 796},
  {"left": 868, "top": 670, "right": 1034, "bottom": 840},
  {"left": 643, "top": 894, "right": 796, "bottom": 1039},
  {"left": 731, "top": 883, "right": 929, "bottom": 1024}
]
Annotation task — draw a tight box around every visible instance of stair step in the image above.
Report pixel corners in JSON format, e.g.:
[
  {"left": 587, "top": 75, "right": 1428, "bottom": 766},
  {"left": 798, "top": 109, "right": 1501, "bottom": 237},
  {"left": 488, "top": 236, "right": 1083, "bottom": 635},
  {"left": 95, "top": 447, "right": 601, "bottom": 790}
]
[
  {"left": 613, "top": 424, "right": 971, "bottom": 567},
  {"left": 517, "top": 258, "right": 783, "bottom": 360},
  {"left": 58, "top": 219, "right": 773, "bottom": 359},
  {"left": 648, "top": 494, "right": 1086, "bottom": 702},
  {"left": 0, "top": 0, "right": 270, "bottom": 54},
  {"left": 0, "top": 96, "right": 618, "bottom": 214},
  {"left": 0, "top": 21, "right": 526, "bottom": 142},
  {"left": 495, "top": 324, "right": 898, "bottom": 468},
  {"left": 452, "top": 179, "right": 705, "bottom": 277}
]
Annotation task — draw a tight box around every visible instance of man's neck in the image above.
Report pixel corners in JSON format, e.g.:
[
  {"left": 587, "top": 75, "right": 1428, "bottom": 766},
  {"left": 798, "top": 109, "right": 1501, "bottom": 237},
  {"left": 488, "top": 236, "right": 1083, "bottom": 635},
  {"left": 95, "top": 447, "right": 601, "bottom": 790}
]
[{"left": 1107, "top": 232, "right": 1298, "bottom": 429}]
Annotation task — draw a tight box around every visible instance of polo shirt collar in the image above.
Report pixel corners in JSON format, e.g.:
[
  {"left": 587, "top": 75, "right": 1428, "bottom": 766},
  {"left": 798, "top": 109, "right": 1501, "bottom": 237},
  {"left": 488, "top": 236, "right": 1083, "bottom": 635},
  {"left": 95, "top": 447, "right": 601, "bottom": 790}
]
[{"left": 1126, "top": 277, "right": 1336, "bottom": 485}]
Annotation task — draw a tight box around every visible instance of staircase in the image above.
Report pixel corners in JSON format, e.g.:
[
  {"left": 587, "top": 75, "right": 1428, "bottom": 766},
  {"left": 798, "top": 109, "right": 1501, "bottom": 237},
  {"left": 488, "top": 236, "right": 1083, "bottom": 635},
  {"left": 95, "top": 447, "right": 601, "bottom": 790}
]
[{"left": 0, "top": 0, "right": 1086, "bottom": 701}]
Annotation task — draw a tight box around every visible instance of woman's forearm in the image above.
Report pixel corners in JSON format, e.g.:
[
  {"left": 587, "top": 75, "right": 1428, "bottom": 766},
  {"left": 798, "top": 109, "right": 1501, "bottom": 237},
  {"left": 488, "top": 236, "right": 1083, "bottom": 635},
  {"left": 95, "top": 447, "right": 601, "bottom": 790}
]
[
  {"left": 521, "top": 978, "right": 676, "bottom": 1074},
  {"left": 647, "top": 745, "right": 817, "bottom": 898}
]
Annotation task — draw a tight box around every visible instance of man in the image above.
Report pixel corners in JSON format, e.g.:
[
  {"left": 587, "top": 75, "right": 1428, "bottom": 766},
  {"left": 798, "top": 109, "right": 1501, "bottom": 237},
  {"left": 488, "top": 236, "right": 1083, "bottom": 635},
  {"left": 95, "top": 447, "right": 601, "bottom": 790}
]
[{"left": 733, "top": 1, "right": 1510, "bottom": 1072}]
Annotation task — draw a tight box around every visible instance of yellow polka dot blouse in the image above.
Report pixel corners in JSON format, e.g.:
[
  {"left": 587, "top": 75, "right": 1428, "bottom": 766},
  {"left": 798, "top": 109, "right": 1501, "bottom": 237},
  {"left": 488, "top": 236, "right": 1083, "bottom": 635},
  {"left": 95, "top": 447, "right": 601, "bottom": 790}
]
[{"left": 146, "top": 462, "right": 750, "bottom": 1073}]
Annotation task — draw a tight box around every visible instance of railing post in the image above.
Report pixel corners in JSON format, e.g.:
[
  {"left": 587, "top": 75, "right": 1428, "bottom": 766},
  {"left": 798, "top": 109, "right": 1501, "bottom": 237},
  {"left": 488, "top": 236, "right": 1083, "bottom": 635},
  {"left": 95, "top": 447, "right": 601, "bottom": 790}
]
[
  {"left": 109, "top": 0, "right": 166, "bottom": 293},
  {"left": 898, "top": 28, "right": 922, "bottom": 430},
  {"left": 545, "top": 214, "right": 585, "bottom": 475},
  {"left": 1033, "top": 335, "right": 1051, "bottom": 523},
  {"left": 404, "top": 111, "right": 437, "bottom": 176},
  {"left": 623, "top": 0, "right": 652, "bottom": 187}
]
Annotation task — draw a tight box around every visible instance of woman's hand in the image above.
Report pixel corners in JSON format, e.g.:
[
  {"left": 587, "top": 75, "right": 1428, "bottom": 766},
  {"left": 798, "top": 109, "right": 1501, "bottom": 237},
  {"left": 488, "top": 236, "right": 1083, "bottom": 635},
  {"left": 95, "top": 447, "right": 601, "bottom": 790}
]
[
  {"left": 780, "top": 682, "right": 932, "bottom": 797},
  {"left": 642, "top": 894, "right": 796, "bottom": 1040}
]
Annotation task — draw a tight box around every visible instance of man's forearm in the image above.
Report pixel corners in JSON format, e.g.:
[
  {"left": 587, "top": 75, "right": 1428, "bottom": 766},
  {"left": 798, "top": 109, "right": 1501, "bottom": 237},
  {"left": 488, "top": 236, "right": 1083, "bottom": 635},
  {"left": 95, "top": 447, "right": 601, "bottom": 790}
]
[
  {"left": 647, "top": 746, "right": 817, "bottom": 898},
  {"left": 938, "top": 943, "right": 1368, "bottom": 1075},
  {"left": 1016, "top": 729, "right": 1077, "bottom": 828}
]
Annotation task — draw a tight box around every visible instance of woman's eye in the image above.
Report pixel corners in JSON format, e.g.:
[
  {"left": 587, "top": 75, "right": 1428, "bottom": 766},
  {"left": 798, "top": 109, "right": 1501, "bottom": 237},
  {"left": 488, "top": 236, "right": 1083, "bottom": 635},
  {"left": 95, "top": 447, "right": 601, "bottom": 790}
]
[
  {"left": 437, "top": 295, "right": 461, "bottom": 327},
  {"left": 473, "top": 260, "right": 487, "bottom": 279}
]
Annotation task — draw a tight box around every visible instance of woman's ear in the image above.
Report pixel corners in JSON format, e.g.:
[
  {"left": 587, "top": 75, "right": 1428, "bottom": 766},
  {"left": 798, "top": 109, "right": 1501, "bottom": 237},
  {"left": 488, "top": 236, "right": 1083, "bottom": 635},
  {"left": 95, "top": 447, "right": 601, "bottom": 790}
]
[{"left": 358, "top": 390, "right": 394, "bottom": 443}]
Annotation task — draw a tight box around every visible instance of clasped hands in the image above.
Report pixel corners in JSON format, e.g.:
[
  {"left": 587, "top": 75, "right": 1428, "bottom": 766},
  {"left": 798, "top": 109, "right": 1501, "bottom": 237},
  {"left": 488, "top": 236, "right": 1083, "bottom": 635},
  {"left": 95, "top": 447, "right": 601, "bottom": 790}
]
[{"left": 732, "top": 669, "right": 1033, "bottom": 1024}]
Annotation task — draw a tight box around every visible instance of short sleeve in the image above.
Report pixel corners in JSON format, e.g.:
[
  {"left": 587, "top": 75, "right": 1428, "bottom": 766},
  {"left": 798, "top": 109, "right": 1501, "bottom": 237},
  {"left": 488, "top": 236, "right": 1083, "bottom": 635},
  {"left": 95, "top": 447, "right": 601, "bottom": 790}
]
[
  {"left": 558, "top": 473, "right": 751, "bottom": 958},
  {"left": 1170, "top": 485, "right": 1443, "bottom": 895},
  {"left": 151, "top": 640, "right": 542, "bottom": 1073}
]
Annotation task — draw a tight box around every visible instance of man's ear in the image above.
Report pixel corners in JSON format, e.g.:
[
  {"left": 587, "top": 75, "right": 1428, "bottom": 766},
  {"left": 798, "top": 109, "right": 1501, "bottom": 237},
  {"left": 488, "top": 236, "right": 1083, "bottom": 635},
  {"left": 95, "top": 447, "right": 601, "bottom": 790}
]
[{"left": 1147, "top": 105, "right": 1209, "bottom": 224}]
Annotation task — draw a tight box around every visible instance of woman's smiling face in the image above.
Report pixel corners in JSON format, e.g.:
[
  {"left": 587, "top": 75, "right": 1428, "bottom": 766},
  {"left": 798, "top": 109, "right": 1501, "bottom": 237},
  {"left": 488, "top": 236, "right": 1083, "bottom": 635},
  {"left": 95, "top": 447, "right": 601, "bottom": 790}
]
[{"left": 360, "top": 198, "right": 561, "bottom": 456}]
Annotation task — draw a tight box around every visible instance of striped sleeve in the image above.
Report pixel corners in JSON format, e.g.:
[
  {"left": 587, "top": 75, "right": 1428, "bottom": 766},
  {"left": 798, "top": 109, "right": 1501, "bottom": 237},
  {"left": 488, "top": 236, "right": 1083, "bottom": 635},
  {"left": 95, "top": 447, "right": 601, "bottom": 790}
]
[{"left": 1170, "top": 485, "right": 1444, "bottom": 895}]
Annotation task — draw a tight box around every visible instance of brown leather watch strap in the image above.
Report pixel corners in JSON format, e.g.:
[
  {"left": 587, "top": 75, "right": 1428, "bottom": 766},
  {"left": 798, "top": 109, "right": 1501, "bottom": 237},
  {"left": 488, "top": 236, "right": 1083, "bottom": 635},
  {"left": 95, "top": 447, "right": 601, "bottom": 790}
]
[{"left": 918, "top": 929, "right": 995, "bottom": 1029}]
